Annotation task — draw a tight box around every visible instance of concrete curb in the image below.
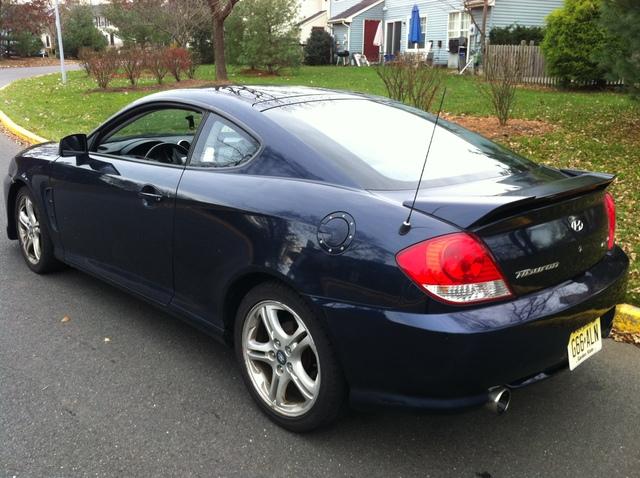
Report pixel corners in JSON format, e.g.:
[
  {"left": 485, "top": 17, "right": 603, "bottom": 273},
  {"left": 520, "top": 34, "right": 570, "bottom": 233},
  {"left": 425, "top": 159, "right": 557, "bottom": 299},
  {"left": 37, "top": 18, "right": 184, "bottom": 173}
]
[
  {"left": 0, "top": 109, "right": 49, "bottom": 144},
  {"left": 613, "top": 304, "right": 640, "bottom": 334},
  {"left": 0, "top": 81, "right": 50, "bottom": 145}
]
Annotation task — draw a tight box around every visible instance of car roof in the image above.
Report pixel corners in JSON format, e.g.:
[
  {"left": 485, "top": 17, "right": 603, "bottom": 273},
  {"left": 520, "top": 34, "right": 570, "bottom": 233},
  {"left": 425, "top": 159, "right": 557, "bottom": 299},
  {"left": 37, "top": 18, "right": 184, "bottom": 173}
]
[{"left": 132, "top": 85, "right": 372, "bottom": 112}]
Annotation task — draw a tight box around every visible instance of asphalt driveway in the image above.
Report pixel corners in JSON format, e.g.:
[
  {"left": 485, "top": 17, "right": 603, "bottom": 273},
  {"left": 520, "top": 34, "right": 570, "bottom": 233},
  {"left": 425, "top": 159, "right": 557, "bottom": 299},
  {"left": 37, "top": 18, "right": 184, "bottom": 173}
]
[{"left": 1, "top": 66, "right": 639, "bottom": 478}]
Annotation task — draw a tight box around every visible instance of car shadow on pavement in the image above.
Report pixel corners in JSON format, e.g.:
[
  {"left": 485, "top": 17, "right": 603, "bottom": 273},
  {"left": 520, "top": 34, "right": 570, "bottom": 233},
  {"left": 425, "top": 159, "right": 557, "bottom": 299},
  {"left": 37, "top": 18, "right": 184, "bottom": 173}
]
[{"left": 2, "top": 242, "right": 639, "bottom": 477}]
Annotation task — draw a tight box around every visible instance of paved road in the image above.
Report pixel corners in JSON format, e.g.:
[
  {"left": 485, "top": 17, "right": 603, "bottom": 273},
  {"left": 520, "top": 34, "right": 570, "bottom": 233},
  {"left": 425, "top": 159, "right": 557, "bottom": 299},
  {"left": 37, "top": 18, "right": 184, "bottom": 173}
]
[{"left": 1, "top": 67, "right": 639, "bottom": 478}]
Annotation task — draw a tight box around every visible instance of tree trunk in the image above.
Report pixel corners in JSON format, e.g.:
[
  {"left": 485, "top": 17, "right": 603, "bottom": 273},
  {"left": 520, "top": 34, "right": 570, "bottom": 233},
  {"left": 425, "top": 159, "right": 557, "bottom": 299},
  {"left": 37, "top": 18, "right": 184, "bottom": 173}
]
[
  {"left": 213, "top": 15, "right": 227, "bottom": 81},
  {"left": 481, "top": 0, "right": 488, "bottom": 72}
]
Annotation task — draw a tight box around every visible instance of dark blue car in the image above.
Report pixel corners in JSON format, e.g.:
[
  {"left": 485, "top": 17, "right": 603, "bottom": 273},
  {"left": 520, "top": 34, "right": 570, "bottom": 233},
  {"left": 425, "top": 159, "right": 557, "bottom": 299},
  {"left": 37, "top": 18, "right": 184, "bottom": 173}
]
[{"left": 3, "top": 86, "right": 628, "bottom": 431}]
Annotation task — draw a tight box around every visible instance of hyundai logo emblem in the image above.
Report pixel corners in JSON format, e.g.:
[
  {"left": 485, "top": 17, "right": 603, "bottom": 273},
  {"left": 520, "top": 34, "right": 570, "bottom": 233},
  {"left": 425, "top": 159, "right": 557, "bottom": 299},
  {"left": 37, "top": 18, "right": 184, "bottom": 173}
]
[{"left": 569, "top": 217, "right": 584, "bottom": 232}]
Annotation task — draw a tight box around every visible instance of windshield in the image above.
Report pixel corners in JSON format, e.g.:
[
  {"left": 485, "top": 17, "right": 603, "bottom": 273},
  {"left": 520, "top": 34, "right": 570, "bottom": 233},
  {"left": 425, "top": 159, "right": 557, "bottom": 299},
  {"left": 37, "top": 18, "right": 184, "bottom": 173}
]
[{"left": 265, "top": 99, "right": 536, "bottom": 190}]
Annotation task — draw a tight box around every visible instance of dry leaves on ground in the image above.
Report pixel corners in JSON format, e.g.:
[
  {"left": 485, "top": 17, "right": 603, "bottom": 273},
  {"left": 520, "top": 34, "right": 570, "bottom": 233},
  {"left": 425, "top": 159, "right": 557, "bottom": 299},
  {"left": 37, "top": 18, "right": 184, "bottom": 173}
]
[{"left": 610, "top": 329, "right": 640, "bottom": 347}]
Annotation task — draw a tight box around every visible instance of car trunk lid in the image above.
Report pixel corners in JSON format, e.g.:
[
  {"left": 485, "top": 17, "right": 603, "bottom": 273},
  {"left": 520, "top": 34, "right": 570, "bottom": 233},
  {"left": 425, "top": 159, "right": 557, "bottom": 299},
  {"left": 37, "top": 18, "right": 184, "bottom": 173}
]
[{"left": 375, "top": 169, "right": 614, "bottom": 296}]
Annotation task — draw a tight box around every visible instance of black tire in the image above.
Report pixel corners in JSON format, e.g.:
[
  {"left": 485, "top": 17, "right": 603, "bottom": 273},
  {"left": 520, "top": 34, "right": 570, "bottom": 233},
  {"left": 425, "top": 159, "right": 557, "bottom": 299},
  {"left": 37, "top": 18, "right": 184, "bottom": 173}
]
[
  {"left": 234, "top": 281, "right": 346, "bottom": 432},
  {"left": 14, "top": 187, "right": 60, "bottom": 274}
]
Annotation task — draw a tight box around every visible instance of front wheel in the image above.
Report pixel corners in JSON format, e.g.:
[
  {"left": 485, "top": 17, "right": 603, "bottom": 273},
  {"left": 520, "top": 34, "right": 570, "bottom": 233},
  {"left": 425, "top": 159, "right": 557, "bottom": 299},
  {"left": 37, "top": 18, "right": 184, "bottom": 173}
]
[
  {"left": 235, "top": 282, "right": 346, "bottom": 432},
  {"left": 14, "top": 187, "right": 59, "bottom": 274}
]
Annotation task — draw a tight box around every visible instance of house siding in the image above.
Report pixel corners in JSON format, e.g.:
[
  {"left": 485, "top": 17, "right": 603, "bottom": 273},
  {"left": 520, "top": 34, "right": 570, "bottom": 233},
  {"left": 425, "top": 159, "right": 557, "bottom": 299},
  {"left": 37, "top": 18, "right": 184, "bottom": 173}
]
[
  {"left": 329, "top": 0, "right": 564, "bottom": 66},
  {"left": 349, "top": 3, "right": 385, "bottom": 54},
  {"left": 490, "top": 0, "right": 563, "bottom": 29},
  {"left": 384, "top": 0, "right": 465, "bottom": 65},
  {"left": 333, "top": 23, "right": 349, "bottom": 51}
]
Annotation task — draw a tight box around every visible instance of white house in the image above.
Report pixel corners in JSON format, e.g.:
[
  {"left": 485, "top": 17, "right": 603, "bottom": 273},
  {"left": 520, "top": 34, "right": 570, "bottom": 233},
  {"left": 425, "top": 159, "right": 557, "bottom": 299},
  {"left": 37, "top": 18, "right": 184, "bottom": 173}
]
[
  {"left": 298, "top": 0, "right": 331, "bottom": 43},
  {"left": 40, "top": 0, "right": 123, "bottom": 54}
]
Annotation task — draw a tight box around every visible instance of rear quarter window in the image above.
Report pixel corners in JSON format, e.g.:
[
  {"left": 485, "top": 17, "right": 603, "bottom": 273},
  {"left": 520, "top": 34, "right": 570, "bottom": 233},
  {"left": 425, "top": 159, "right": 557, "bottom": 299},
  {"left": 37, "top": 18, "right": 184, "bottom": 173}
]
[{"left": 265, "top": 99, "right": 535, "bottom": 190}]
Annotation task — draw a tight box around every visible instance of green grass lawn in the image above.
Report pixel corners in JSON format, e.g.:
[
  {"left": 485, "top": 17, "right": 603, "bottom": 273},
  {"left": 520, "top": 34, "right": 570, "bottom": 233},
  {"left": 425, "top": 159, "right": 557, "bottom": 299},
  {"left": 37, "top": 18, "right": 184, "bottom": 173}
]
[{"left": 1, "top": 65, "right": 638, "bottom": 304}]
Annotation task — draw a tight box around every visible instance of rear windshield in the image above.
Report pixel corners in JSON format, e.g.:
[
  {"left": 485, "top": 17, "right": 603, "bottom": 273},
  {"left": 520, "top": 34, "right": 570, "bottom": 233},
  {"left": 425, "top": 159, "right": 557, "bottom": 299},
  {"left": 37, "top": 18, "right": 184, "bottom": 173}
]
[{"left": 265, "top": 99, "right": 536, "bottom": 190}]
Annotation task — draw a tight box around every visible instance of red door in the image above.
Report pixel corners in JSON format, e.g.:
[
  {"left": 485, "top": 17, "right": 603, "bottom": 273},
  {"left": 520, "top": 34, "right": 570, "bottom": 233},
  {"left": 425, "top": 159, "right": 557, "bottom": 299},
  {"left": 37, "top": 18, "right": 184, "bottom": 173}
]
[{"left": 363, "top": 20, "right": 381, "bottom": 62}]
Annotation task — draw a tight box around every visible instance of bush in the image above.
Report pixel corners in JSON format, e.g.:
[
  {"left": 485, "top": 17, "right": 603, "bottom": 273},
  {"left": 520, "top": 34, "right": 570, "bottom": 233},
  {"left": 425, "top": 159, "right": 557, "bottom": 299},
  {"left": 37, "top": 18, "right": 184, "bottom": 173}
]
[
  {"left": 163, "top": 47, "right": 192, "bottom": 82},
  {"left": 224, "top": 11, "right": 246, "bottom": 66},
  {"left": 597, "top": 0, "right": 640, "bottom": 96},
  {"left": 62, "top": 4, "right": 108, "bottom": 57},
  {"left": 489, "top": 24, "right": 545, "bottom": 45},
  {"left": 375, "top": 54, "right": 445, "bottom": 112},
  {"left": 13, "top": 31, "right": 43, "bottom": 57},
  {"left": 480, "top": 47, "right": 525, "bottom": 125},
  {"left": 86, "top": 50, "right": 119, "bottom": 89},
  {"left": 146, "top": 48, "right": 169, "bottom": 84},
  {"left": 120, "top": 47, "right": 144, "bottom": 86},
  {"left": 231, "top": 0, "right": 302, "bottom": 73},
  {"left": 304, "top": 29, "right": 333, "bottom": 65},
  {"left": 186, "top": 51, "right": 200, "bottom": 79},
  {"left": 541, "top": 0, "right": 608, "bottom": 86},
  {"left": 78, "top": 48, "right": 95, "bottom": 76}
]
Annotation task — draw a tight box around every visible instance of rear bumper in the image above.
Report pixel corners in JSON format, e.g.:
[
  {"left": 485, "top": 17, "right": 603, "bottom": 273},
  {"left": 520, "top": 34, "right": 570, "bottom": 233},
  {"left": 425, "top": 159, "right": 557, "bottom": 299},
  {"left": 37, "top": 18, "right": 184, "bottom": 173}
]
[{"left": 309, "top": 246, "right": 628, "bottom": 410}]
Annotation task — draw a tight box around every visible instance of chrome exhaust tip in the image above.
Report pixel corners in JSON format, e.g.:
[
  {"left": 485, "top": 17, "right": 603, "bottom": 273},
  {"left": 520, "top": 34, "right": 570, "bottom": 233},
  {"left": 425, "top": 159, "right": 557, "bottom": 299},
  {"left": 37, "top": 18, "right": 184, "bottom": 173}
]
[{"left": 486, "top": 387, "right": 511, "bottom": 415}]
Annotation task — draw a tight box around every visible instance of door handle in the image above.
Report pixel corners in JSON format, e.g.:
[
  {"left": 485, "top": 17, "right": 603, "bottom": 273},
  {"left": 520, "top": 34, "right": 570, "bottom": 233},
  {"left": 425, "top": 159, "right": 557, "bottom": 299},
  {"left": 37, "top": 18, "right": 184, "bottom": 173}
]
[{"left": 138, "top": 186, "right": 164, "bottom": 203}]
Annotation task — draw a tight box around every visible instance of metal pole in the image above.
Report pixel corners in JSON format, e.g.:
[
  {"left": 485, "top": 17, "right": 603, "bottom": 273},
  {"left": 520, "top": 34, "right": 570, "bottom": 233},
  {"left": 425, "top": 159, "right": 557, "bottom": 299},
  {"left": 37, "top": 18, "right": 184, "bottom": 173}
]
[{"left": 53, "top": 0, "right": 66, "bottom": 84}]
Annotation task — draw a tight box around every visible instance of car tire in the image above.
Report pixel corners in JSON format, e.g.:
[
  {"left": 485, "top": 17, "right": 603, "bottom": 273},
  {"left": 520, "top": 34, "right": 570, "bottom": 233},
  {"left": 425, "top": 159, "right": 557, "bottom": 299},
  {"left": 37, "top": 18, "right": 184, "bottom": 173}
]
[
  {"left": 235, "top": 281, "right": 346, "bottom": 432},
  {"left": 14, "top": 187, "right": 60, "bottom": 274}
]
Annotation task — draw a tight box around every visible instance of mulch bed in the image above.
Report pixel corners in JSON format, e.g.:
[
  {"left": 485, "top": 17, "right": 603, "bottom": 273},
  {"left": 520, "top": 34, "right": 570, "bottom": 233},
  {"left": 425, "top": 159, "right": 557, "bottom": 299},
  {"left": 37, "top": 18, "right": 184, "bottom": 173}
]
[{"left": 443, "top": 113, "right": 557, "bottom": 140}]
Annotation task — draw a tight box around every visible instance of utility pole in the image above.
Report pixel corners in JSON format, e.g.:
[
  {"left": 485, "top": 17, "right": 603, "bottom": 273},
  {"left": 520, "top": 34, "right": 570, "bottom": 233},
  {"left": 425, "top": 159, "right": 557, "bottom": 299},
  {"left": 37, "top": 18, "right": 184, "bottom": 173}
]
[{"left": 53, "top": 0, "right": 66, "bottom": 84}]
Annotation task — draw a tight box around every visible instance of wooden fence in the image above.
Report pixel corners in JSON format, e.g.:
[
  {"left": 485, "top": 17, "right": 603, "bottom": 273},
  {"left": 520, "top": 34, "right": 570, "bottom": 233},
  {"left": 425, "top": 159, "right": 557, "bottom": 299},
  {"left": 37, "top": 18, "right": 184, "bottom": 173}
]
[{"left": 485, "top": 44, "right": 623, "bottom": 87}]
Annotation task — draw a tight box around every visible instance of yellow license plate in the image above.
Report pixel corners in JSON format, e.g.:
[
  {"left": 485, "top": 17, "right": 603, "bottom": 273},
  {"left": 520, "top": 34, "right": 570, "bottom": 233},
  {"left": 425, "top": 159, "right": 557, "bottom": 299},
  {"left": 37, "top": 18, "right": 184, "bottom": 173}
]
[{"left": 567, "top": 317, "right": 602, "bottom": 371}]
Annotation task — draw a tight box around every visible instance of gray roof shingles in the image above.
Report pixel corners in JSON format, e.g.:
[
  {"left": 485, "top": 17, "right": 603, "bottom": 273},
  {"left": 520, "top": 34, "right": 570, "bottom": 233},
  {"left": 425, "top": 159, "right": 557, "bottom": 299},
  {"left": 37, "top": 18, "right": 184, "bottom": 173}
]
[{"left": 328, "top": 0, "right": 381, "bottom": 22}]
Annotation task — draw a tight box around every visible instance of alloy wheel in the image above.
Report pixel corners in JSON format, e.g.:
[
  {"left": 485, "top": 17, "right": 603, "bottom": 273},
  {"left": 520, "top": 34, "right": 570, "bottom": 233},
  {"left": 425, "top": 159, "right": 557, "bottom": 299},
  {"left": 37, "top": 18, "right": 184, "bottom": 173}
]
[
  {"left": 241, "top": 300, "right": 321, "bottom": 417},
  {"left": 17, "top": 195, "right": 41, "bottom": 265}
]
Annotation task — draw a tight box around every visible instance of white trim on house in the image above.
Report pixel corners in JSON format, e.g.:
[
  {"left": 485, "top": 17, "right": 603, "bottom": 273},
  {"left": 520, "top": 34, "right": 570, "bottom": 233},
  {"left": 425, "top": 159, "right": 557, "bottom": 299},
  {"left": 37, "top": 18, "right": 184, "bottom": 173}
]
[
  {"left": 446, "top": 9, "right": 471, "bottom": 52},
  {"left": 327, "top": 0, "right": 385, "bottom": 23},
  {"left": 465, "top": 0, "right": 495, "bottom": 7},
  {"left": 383, "top": 18, "right": 402, "bottom": 55}
]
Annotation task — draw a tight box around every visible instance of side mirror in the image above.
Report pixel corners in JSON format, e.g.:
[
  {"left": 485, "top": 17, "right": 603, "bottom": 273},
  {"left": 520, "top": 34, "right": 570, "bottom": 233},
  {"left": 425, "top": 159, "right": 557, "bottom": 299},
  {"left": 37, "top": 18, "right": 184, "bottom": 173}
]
[{"left": 59, "top": 134, "right": 88, "bottom": 157}]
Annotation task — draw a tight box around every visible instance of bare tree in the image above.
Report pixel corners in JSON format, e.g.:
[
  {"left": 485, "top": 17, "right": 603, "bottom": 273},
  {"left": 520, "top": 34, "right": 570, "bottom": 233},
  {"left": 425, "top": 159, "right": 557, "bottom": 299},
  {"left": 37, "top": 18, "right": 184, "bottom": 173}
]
[
  {"left": 375, "top": 54, "right": 445, "bottom": 112},
  {"left": 480, "top": 45, "right": 525, "bottom": 126},
  {"left": 207, "top": 0, "right": 240, "bottom": 81}
]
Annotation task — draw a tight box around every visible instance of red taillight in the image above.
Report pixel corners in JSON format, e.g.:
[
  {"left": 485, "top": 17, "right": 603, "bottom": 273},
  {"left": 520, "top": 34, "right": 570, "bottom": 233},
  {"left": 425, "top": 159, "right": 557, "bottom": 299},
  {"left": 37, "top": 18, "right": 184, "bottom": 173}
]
[
  {"left": 396, "top": 233, "right": 513, "bottom": 305},
  {"left": 604, "top": 192, "right": 616, "bottom": 250}
]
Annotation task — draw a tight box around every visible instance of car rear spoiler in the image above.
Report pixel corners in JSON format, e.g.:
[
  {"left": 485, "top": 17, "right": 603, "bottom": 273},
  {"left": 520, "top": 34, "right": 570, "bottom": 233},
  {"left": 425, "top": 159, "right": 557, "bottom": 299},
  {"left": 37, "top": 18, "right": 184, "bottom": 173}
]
[{"left": 404, "top": 171, "right": 615, "bottom": 230}]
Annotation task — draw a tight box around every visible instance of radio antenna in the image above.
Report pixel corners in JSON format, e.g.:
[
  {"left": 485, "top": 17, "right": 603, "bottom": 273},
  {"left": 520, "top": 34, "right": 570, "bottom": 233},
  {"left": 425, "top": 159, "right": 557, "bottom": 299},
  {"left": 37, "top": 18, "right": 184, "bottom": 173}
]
[{"left": 399, "top": 88, "right": 447, "bottom": 235}]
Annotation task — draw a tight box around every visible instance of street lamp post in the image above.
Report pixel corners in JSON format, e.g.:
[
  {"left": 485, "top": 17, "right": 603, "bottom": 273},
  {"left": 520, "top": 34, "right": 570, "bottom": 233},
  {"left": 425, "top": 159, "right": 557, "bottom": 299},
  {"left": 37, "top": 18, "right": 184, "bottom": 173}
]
[{"left": 53, "top": 0, "right": 66, "bottom": 84}]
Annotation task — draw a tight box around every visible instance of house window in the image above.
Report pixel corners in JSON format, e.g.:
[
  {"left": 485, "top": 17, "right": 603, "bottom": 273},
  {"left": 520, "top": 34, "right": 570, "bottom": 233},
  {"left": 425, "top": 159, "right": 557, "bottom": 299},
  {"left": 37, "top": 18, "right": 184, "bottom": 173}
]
[
  {"left": 406, "top": 15, "right": 427, "bottom": 50},
  {"left": 447, "top": 11, "right": 470, "bottom": 44}
]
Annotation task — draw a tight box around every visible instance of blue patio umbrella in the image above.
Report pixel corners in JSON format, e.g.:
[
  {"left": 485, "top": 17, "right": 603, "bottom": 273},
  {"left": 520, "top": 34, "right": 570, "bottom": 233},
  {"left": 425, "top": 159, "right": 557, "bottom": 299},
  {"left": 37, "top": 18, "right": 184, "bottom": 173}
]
[{"left": 409, "top": 5, "right": 422, "bottom": 50}]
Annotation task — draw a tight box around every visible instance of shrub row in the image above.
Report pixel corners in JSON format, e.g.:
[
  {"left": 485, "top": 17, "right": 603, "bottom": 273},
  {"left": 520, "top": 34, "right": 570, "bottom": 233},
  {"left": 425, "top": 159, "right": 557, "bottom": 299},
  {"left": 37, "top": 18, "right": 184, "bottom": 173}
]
[{"left": 79, "top": 47, "right": 200, "bottom": 89}]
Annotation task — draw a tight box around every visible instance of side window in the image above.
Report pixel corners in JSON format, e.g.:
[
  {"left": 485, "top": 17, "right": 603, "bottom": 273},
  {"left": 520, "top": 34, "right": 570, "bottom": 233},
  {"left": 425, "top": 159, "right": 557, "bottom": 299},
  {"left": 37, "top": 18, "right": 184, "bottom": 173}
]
[
  {"left": 190, "top": 114, "right": 259, "bottom": 168},
  {"left": 96, "top": 107, "right": 203, "bottom": 165}
]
